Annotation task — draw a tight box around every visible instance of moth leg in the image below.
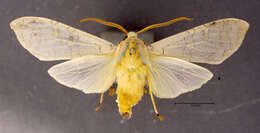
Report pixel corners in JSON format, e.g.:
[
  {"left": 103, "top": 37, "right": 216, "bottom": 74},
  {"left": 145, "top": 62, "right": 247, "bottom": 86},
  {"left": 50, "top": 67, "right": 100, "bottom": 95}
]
[
  {"left": 148, "top": 86, "right": 164, "bottom": 121},
  {"left": 143, "top": 88, "right": 147, "bottom": 94},
  {"left": 95, "top": 93, "right": 104, "bottom": 111},
  {"left": 108, "top": 88, "right": 115, "bottom": 96}
]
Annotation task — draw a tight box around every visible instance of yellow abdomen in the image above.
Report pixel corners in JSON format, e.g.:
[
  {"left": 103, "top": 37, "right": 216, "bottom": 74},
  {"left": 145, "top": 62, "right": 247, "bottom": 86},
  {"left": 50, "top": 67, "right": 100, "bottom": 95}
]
[{"left": 115, "top": 42, "right": 148, "bottom": 119}]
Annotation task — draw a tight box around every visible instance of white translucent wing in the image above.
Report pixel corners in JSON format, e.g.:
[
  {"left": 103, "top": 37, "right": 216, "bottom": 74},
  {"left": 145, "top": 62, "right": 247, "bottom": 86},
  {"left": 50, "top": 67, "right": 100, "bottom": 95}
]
[
  {"left": 147, "top": 56, "right": 213, "bottom": 98},
  {"left": 149, "top": 18, "right": 249, "bottom": 64},
  {"left": 48, "top": 55, "right": 116, "bottom": 93},
  {"left": 10, "top": 17, "right": 115, "bottom": 61}
]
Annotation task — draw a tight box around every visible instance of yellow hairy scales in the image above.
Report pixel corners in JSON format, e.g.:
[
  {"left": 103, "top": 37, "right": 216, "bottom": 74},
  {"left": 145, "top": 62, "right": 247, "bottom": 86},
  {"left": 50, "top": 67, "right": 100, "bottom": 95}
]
[
  {"left": 10, "top": 16, "right": 249, "bottom": 121},
  {"left": 116, "top": 40, "right": 148, "bottom": 119}
]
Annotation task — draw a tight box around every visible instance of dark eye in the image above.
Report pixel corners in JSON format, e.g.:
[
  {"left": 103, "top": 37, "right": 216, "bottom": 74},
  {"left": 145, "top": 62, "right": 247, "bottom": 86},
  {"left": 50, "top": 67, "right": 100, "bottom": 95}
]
[{"left": 123, "top": 35, "right": 127, "bottom": 40}]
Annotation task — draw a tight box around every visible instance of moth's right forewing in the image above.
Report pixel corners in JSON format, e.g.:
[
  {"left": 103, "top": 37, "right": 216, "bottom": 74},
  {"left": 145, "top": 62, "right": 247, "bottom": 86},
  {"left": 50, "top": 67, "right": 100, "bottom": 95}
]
[
  {"left": 10, "top": 17, "right": 115, "bottom": 61},
  {"left": 149, "top": 18, "right": 249, "bottom": 64},
  {"left": 48, "top": 55, "right": 116, "bottom": 93}
]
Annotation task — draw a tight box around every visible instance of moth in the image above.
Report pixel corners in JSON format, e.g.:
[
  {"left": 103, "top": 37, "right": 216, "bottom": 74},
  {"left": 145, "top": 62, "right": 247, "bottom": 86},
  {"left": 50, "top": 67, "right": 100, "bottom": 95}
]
[{"left": 10, "top": 16, "right": 249, "bottom": 120}]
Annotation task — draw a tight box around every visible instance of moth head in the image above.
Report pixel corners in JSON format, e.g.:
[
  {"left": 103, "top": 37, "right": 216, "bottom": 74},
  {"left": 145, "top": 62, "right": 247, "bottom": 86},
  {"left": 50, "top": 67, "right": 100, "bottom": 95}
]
[{"left": 127, "top": 32, "right": 137, "bottom": 38}]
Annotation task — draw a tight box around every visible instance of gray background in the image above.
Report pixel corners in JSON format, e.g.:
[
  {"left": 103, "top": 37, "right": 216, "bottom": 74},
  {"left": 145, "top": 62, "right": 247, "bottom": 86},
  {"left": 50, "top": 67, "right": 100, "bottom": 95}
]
[{"left": 1, "top": 0, "right": 260, "bottom": 133}]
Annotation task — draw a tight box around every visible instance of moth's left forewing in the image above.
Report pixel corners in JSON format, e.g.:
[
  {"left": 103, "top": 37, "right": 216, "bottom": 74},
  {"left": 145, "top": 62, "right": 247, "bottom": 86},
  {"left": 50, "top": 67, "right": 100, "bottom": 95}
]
[{"left": 10, "top": 17, "right": 116, "bottom": 61}]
